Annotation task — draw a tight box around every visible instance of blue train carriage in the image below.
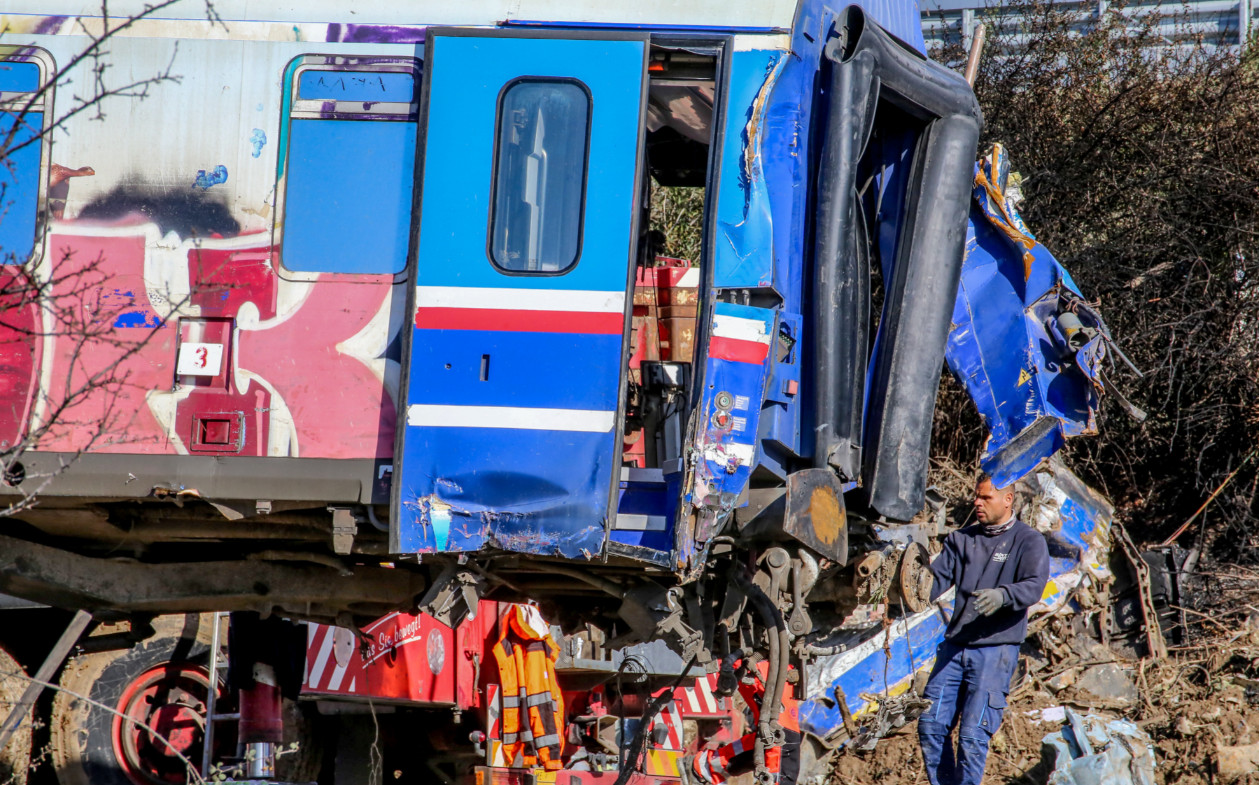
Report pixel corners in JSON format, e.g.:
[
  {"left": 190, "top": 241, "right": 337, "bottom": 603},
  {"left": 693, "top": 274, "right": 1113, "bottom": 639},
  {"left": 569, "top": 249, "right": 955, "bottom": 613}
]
[
  {"left": 390, "top": 0, "right": 1129, "bottom": 772},
  {"left": 392, "top": 0, "right": 983, "bottom": 591},
  {"left": 0, "top": 0, "right": 1129, "bottom": 779}
]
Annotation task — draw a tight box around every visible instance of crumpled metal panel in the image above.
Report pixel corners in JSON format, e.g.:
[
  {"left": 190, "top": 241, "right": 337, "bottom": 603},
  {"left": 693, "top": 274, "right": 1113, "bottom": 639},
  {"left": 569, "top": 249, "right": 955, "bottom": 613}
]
[
  {"left": 798, "top": 461, "right": 1113, "bottom": 744},
  {"left": 1042, "top": 708, "right": 1156, "bottom": 785},
  {"left": 1022, "top": 460, "right": 1115, "bottom": 616},
  {"left": 709, "top": 0, "right": 925, "bottom": 293},
  {"left": 945, "top": 147, "right": 1121, "bottom": 488},
  {"left": 680, "top": 303, "right": 776, "bottom": 571}
]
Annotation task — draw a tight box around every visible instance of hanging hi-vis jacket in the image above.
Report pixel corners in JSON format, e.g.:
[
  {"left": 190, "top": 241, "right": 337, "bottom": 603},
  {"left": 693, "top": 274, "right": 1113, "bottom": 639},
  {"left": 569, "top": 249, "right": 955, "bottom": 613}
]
[{"left": 491, "top": 604, "right": 566, "bottom": 771}]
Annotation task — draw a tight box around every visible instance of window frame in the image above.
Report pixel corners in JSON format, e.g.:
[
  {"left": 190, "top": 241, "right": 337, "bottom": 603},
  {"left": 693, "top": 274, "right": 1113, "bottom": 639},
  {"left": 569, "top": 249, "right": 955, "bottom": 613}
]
[
  {"left": 0, "top": 46, "right": 55, "bottom": 269},
  {"left": 484, "top": 76, "right": 593, "bottom": 278},
  {"left": 273, "top": 55, "right": 422, "bottom": 280}
]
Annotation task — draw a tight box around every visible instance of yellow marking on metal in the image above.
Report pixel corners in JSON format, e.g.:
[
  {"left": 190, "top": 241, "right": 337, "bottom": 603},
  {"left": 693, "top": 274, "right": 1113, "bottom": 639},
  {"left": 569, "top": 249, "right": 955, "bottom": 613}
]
[
  {"left": 645, "top": 749, "right": 685, "bottom": 777},
  {"left": 1041, "top": 579, "right": 1058, "bottom": 600},
  {"left": 810, "top": 485, "right": 844, "bottom": 546}
]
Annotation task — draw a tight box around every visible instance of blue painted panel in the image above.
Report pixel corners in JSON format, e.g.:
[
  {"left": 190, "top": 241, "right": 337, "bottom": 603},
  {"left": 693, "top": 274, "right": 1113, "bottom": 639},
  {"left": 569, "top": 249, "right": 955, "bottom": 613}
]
[
  {"left": 946, "top": 188, "right": 1110, "bottom": 488},
  {"left": 0, "top": 111, "right": 42, "bottom": 265},
  {"left": 396, "top": 34, "right": 647, "bottom": 560},
  {"left": 282, "top": 118, "right": 416, "bottom": 274},
  {"left": 712, "top": 0, "right": 925, "bottom": 293},
  {"left": 0, "top": 62, "right": 39, "bottom": 93},
  {"left": 613, "top": 475, "right": 677, "bottom": 551},
  {"left": 297, "top": 70, "right": 416, "bottom": 101},
  {"left": 396, "top": 425, "right": 610, "bottom": 556},
  {"left": 689, "top": 303, "right": 774, "bottom": 511},
  {"left": 799, "top": 604, "right": 950, "bottom": 739},
  {"left": 408, "top": 330, "right": 622, "bottom": 410},
  {"left": 711, "top": 49, "right": 782, "bottom": 291},
  {"left": 413, "top": 36, "right": 645, "bottom": 292}
]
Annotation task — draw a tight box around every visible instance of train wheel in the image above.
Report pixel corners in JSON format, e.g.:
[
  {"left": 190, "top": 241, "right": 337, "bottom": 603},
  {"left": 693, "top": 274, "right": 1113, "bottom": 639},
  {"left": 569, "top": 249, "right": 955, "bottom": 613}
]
[
  {"left": 0, "top": 644, "right": 32, "bottom": 785},
  {"left": 51, "top": 615, "right": 215, "bottom": 785},
  {"left": 51, "top": 614, "right": 326, "bottom": 785}
]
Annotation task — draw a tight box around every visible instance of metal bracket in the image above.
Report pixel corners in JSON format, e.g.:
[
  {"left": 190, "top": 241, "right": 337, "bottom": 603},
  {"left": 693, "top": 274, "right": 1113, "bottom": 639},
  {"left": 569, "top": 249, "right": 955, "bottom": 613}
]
[
  {"left": 416, "top": 564, "right": 486, "bottom": 628},
  {"left": 330, "top": 507, "right": 358, "bottom": 555},
  {"left": 0, "top": 609, "right": 92, "bottom": 749}
]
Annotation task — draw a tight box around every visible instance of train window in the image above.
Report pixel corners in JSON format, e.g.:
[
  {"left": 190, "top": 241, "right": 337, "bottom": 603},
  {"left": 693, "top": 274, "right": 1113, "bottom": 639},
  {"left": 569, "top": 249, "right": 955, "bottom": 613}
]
[
  {"left": 278, "top": 59, "right": 420, "bottom": 276},
  {"left": 488, "top": 79, "right": 590, "bottom": 275},
  {"left": 0, "top": 52, "right": 52, "bottom": 266}
]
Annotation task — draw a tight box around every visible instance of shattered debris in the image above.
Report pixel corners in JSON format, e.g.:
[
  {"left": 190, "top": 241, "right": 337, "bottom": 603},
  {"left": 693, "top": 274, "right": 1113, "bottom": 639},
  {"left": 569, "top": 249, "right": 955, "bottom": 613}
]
[
  {"left": 1041, "top": 708, "right": 1155, "bottom": 785},
  {"left": 825, "top": 460, "right": 1259, "bottom": 785}
]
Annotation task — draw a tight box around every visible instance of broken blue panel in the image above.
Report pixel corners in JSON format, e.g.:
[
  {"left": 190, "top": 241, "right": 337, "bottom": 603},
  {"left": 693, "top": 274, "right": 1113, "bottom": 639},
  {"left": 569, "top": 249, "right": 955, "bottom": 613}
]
[
  {"left": 689, "top": 303, "right": 774, "bottom": 510},
  {"left": 946, "top": 200, "right": 1106, "bottom": 489},
  {"left": 398, "top": 327, "right": 621, "bottom": 557},
  {"left": 710, "top": 0, "right": 924, "bottom": 295},
  {"left": 395, "top": 425, "right": 611, "bottom": 556},
  {"left": 799, "top": 597, "right": 952, "bottom": 741},
  {"left": 297, "top": 70, "right": 416, "bottom": 102},
  {"left": 281, "top": 118, "right": 416, "bottom": 274},
  {"left": 711, "top": 49, "right": 782, "bottom": 290},
  {"left": 1024, "top": 462, "right": 1115, "bottom": 612},
  {"left": 0, "top": 111, "right": 42, "bottom": 265}
]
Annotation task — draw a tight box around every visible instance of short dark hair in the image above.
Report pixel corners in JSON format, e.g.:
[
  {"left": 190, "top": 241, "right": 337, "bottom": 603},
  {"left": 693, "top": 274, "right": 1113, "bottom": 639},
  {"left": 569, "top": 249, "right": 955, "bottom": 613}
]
[{"left": 976, "top": 471, "right": 1012, "bottom": 493}]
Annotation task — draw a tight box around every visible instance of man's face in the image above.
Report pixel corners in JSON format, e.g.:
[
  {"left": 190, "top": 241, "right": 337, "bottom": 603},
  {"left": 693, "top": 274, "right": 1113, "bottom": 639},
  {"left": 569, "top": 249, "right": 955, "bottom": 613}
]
[{"left": 973, "top": 479, "right": 1013, "bottom": 524}]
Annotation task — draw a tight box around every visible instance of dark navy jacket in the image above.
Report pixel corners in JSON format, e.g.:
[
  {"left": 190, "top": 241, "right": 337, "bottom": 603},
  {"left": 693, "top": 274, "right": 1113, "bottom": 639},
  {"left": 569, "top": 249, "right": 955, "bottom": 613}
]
[{"left": 928, "top": 519, "right": 1050, "bottom": 646}]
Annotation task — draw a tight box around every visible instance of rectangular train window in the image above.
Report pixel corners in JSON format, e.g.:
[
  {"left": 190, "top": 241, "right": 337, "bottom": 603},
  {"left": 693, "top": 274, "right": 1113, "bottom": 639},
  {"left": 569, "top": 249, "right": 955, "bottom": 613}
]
[
  {"left": 279, "top": 58, "right": 420, "bottom": 275},
  {"left": 0, "top": 50, "right": 52, "bottom": 266},
  {"left": 488, "top": 79, "right": 590, "bottom": 275}
]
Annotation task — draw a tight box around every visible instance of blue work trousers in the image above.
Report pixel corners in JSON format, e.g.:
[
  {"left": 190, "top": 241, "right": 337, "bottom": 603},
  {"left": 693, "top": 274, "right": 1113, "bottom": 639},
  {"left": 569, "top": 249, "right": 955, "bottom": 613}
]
[{"left": 917, "top": 641, "right": 1019, "bottom": 785}]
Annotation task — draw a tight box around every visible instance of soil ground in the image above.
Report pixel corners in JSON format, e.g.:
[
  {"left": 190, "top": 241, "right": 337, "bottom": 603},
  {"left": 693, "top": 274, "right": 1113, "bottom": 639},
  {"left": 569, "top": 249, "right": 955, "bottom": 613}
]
[{"left": 828, "top": 566, "right": 1259, "bottom": 785}]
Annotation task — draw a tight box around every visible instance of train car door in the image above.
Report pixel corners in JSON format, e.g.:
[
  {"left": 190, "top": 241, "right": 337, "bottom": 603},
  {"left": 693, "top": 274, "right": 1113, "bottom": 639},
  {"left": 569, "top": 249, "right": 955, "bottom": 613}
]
[{"left": 392, "top": 31, "right": 649, "bottom": 559}]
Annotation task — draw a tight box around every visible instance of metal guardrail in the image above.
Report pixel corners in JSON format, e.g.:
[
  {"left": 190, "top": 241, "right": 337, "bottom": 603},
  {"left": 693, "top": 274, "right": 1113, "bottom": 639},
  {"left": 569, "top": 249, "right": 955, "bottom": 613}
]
[{"left": 921, "top": 0, "right": 1254, "bottom": 53}]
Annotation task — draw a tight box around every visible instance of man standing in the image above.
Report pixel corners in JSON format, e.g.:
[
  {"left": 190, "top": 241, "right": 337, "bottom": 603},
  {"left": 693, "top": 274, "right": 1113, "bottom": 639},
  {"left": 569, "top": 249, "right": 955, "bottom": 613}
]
[{"left": 918, "top": 473, "right": 1049, "bottom": 785}]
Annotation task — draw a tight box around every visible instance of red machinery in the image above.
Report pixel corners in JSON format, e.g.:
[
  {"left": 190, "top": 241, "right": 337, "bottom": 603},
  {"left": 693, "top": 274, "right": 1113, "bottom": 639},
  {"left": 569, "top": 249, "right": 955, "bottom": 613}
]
[{"left": 299, "top": 601, "right": 742, "bottom": 785}]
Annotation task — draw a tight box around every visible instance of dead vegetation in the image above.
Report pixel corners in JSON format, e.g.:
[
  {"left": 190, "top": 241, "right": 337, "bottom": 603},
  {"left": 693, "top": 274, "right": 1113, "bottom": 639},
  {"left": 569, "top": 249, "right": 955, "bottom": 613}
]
[
  {"left": 891, "top": 10, "right": 1259, "bottom": 775},
  {"left": 927, "top": 0, "right": 1259, "bottom": 562}
]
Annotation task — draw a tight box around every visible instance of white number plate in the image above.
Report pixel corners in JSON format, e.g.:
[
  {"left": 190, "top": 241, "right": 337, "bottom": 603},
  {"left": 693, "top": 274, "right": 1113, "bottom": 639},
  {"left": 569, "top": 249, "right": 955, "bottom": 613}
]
[{"left": 177, "top": 342, "right": 224, "bottom": 376}]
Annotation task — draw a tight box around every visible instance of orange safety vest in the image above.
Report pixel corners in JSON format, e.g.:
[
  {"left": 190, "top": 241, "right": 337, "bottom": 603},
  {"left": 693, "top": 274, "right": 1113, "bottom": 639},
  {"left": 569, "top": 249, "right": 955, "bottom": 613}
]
[{"left": 491, "top": 604, "right": 565, "bottom": 771}]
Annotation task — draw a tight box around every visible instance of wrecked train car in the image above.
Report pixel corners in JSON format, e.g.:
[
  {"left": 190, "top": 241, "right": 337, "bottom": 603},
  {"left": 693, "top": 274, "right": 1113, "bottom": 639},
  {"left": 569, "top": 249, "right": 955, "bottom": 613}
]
[{"left": 0, "top": 0, "right": 1128, "bottom": 782}]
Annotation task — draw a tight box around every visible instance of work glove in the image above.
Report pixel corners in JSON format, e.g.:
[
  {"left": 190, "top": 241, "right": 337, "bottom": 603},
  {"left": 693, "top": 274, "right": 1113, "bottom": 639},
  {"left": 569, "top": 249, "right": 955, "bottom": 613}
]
[{"left": 973, "top": 588, "right": 1007, "bottom": 616}]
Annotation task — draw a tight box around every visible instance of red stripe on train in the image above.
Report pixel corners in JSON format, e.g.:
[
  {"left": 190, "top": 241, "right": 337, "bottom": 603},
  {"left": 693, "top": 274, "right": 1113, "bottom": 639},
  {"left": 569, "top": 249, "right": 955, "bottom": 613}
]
[
  {"left": 415, "top": 307, "right": 624, "bottom": 334},
  {"left": 708, "top": 335, "right": 770, "bottom": 364}
]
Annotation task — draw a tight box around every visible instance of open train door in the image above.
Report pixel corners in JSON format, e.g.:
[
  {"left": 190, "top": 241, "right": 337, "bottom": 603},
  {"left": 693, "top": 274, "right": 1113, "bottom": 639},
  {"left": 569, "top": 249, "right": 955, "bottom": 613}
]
[{"left": 392, "top": 31, "right": 649, "bottom": 559}]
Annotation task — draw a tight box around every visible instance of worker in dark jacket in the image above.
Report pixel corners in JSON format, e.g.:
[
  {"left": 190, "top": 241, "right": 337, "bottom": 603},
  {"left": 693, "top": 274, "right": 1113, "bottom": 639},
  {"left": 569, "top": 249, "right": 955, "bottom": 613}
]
[{"left": 918, "top": 473, "right": 1049, "bottom": 785}]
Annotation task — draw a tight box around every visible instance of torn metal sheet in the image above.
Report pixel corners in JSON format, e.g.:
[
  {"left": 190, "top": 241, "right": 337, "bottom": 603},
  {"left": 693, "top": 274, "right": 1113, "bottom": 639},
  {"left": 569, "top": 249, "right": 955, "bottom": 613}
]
[
  {"left": 1023, "top": 460, "right": 1115, "bottom": 616},
  {"left": 687, "top": 303, "right": 775, "bottom": 510},
  {"left": 1042, "top": 708, "right": 1156, "bottom": 785},
  {"left": 946, "top": 145, "right": 1131, "bottom": 488}
]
